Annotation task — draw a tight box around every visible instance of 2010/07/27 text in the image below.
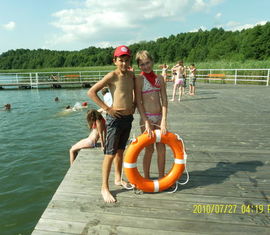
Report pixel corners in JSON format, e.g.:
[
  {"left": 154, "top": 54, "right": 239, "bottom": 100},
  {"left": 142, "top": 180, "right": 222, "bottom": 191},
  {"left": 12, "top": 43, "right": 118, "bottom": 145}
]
[{"left": 193, "top": 204, "right": 270, "bottom": 214}]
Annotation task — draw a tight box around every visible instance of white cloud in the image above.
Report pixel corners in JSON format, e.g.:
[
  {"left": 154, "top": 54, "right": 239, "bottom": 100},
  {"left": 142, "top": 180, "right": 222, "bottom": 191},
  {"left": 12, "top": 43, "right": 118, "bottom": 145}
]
[
  {"left": 225, "top": 20, "right": 267, "bottom": 31},
  {"left": 215, "top": 12, "right": 222, "bottom": 19},
  {"left": 192, "top": 0, "right": 224, "bottom": 12},
  {"left": 2, "top": 21, "right": 16, "bottom": 31},
  {"left": 46, "top": 0, "right": 224, "bottom": 49}
]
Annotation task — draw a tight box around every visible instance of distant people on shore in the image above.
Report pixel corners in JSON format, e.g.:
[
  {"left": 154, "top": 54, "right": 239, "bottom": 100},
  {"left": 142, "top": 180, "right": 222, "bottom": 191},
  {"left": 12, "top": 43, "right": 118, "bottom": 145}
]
[
  {"left": 170, "top": 61, "right": 186, "bottom": 101},
  {"left": 50, "top": 74, "right": 59, "bottom": 81},
  {"left": 160, "top": 64, "right": 169, "bottom": 82},
  {"left": 69, "top": 109, "right": 106, "bottom": 165},
  {"left": 171, "top": 64, "right": 178, "bottom": 82},
  {"left": 188, "top": 64, "right": 197, "bottom": 96}
]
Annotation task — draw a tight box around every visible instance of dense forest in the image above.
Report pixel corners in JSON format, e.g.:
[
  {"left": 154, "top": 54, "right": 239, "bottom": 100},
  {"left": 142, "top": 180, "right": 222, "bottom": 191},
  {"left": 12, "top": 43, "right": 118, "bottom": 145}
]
[{"left": 0, "top": 22, "right": 269, "bottom": 70}]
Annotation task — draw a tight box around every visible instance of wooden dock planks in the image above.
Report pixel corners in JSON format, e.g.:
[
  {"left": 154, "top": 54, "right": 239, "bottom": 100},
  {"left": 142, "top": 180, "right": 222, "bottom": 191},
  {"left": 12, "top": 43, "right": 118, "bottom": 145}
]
[{"left": 32, "top": 83, "right": 270, "bottom": 234}]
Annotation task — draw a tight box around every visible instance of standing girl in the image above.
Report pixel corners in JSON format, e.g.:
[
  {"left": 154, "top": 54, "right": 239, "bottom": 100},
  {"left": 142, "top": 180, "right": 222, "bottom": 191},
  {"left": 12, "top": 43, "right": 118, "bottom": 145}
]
[
  {"left": 161, "top": 64, "right": 169, "bottom": 82},
  {"left": 69, "top": 109, "right": 106, "bottom": 165},
  {"left": 170, "top": 61, "right": 186, "bottom": 101},
  {"left": 135, "top": 50, "right": 168, "bottom": 179}
]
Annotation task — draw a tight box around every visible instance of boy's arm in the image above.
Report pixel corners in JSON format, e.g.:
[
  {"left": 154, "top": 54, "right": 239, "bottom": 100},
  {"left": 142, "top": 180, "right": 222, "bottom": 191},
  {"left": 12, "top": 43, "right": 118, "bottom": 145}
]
[
  {"left": 87, "top": 73, "right": 111, "bottom": 110},
  {"left": 87, "top": 72, "right": 121, "bottom": 117}
]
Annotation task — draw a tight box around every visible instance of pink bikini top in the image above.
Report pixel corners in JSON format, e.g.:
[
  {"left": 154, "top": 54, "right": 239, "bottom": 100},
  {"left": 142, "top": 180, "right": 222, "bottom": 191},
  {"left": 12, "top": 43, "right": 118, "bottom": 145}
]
[{"left": 142, "top": 75, "right": 161, "bottom": 94}]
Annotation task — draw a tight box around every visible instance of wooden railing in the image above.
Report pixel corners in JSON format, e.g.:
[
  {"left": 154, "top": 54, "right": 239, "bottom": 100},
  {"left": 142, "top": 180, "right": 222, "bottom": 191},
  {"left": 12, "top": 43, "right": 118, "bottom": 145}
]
[{"left": 0, "top": 68, "right": 269, "bottom": 89}]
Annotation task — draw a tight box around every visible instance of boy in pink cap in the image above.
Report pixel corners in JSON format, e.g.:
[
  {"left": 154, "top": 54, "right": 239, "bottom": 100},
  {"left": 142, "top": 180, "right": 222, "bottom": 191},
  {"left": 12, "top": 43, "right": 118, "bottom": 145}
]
[{"left": 88, "top": 45, "right": 135, "bottom": 203}]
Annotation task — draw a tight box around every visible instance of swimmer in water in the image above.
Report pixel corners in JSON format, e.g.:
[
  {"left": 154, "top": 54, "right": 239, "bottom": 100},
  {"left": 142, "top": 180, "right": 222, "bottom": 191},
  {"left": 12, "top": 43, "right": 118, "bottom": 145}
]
[
  {"left": 82, "top": 102, "right": 88, "bottom": 108},
  {"left": 72, "top": 102, "right": 83, "bottom": 111},
  {"left": 3, "top": 104, "right": 11, "bottom": 110}
]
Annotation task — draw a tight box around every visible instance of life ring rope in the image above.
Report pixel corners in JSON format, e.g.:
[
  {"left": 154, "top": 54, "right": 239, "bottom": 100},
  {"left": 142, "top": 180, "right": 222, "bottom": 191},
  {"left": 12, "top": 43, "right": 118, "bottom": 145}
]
[{"left": 167, "top": 136, "right": 190, "bottom": 193}]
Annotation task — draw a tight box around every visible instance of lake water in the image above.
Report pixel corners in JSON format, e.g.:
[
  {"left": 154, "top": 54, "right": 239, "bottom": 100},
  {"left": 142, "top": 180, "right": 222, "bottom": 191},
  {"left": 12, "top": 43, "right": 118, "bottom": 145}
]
[{"left": 0, "top": 88, "right": 98, "bottom": 235}]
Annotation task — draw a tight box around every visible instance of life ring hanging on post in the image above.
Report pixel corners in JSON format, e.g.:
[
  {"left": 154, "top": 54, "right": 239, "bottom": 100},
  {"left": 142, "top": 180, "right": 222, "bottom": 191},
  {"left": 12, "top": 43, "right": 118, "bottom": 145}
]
[{"left": 123, "top": 130, "right": 186, "bottom": 193}]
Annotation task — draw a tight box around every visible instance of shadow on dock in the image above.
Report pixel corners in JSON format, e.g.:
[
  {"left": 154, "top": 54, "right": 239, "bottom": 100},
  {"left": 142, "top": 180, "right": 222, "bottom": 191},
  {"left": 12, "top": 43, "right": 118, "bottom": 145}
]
[{"left": 181, "top": 160, "right": 264, "bottom": 190}]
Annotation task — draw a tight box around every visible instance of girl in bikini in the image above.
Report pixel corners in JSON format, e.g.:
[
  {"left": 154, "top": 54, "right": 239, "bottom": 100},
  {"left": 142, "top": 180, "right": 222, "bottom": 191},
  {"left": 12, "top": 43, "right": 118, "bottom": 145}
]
[
  {"left": 161, "top": 64, "right": 169, "bottom": 82},
  {"left": 69, "top": 109, "right": 106, "bottom": 165},
  {"left": 170, "top": 61, "right": 186, "bottom": 101},
  {"left": 135, "top": 50, "right": 168, "bottom": 179}
]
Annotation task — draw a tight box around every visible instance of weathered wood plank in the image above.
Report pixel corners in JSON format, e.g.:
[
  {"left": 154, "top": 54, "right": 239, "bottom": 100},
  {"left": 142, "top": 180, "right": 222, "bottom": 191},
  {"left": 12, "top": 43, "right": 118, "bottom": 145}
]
[{"left": 32, "top": 83, "right": 270, "bottom": 234}]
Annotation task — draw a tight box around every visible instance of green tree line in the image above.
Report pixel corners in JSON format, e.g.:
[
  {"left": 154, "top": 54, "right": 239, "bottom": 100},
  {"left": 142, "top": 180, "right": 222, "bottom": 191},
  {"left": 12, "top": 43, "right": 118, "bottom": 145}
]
[{"left": 0, "top": 22, "right": 269, "bottom": 70}]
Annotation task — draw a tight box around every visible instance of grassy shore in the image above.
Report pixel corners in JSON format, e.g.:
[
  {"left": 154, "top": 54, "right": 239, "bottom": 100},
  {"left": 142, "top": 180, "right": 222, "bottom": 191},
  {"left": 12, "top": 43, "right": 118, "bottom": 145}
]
[{"left": 0, "top": 59, "right": 269, "bottom": 74}]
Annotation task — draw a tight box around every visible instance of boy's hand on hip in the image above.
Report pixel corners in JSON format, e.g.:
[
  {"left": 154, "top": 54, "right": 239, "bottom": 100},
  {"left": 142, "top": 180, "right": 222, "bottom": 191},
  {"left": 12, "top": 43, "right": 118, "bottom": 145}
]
[{"left": 107, "top": 108, "right": 122, "bottom": 118}]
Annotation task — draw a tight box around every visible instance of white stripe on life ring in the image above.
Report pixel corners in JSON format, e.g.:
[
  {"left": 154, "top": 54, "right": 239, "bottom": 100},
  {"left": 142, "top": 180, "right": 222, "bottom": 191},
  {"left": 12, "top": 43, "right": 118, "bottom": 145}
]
[
  {"left": 155, "top": 129, "right": 161, "bottom": 143},
  {"left": 153, "top": 180, "right": 159, "bottom": 192},
  {"left": 123, "top": 162, "right": 137, "bottom": 168},
  {"left": 174, "top": 159, "right": 186, "bottom": 164}
]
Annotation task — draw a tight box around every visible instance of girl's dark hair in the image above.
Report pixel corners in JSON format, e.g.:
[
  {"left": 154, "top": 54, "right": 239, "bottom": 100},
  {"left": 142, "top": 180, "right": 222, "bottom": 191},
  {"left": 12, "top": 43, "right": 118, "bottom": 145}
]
[{"left": 86, "top": 109, "right": 103, "bottom": 129}]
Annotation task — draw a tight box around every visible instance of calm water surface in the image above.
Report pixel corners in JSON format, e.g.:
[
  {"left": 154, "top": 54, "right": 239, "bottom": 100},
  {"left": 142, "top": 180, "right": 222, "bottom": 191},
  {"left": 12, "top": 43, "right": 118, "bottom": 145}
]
[{"left": 0, "top": 88, "right": 97, "bottom": 235}]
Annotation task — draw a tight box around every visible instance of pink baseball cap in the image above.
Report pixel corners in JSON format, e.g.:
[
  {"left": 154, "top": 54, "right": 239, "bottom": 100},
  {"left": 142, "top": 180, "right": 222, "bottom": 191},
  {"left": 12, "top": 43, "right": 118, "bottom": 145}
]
[{"left": 114, "top": 45, "right": 131, "bottom": 57}]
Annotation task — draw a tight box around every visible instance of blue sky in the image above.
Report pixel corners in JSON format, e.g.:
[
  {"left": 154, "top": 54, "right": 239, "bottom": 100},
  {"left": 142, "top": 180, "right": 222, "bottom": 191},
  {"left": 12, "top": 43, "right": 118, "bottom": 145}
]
[{"left": 0, "top": 0, "right": 269, "bottom": 54}]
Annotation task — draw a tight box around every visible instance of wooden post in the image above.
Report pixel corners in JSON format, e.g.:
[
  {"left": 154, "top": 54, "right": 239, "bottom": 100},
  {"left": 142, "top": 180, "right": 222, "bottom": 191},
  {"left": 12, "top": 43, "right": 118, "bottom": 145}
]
[
  {"left": 16, "top": 73, "right": 19, "bottom": 85},
  {"left": 35, "top": 73, "right": 39, "bottom": 88},
  {"left": 234, "top": 69, "right": 237, "bottom": 85},
  {"left": 266, "top": 69, "right": 270, "bottom": 86},
  {"left": 30, "top": 73, "right": 32, "bottom": 87}
]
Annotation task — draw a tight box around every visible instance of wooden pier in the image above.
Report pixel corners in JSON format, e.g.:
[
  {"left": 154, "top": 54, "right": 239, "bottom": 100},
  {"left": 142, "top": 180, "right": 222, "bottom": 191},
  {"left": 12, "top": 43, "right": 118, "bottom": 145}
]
[{"left": 32, "top": 83, "right": 270, "bottom": 234}]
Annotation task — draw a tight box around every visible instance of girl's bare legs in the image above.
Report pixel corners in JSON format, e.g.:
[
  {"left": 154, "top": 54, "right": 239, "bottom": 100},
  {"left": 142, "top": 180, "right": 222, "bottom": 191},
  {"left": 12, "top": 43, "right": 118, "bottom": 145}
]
[
  {"left": 156, "top": 142, "right": 166, "bottom": 178},
  {"left": 178, "top": 86, "right": 184, "bottom": 101},
  {"left": 69, "top": 138, "right": 93, "bottom": 165},
  {"left": 143, "top": 144, "right": 154, "bottom": 179},
  {"left": 69, "top": 148, "right": 78, "bottom": 165},
  {"left": 189, "top": 85, "right": 195, "bottom": 95},
  {"left": 69, "top": 130, "right": 99, "bottom": 165},
  {"left": 181, "top": 86, "right": 185, "bottom": 97},
  {"left": 69, "top": 138, "right": 91, "bottom": 165},
  {"left": 192, "top": 85, "right": 196, "bottom": 95},
  {"left": 170, "top": 83, "right": 178, "bottom": 101}
]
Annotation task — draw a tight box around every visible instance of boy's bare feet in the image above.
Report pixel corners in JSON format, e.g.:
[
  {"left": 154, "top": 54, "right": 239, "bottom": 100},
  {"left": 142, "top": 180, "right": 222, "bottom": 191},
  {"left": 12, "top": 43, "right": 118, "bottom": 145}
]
[
  {"left": 115, "top": 179, "right": 132, "bottom": 188},
  {"left": 101, "top": 188, "right": 116, "bottom": 203}
]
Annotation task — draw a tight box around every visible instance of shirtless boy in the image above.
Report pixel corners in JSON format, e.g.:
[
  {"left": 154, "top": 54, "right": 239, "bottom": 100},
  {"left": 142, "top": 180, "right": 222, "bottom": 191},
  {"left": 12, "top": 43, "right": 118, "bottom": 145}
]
[{"left": 88, "top": 45, "right": 135, "bottom": 203}]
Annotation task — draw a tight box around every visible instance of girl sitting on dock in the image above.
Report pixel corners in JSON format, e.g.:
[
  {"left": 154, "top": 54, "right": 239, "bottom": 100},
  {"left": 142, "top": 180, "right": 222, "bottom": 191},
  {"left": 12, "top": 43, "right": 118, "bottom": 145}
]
[{"left": 69, "top": 109, "right": 106, "bottom": 165}]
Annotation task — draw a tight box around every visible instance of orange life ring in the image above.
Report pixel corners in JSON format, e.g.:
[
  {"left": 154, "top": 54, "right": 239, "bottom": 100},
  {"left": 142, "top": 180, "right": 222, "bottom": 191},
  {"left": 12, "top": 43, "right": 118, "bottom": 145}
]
[{"left": 124, "top": 130, "right": 185, "bottom": 192}]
